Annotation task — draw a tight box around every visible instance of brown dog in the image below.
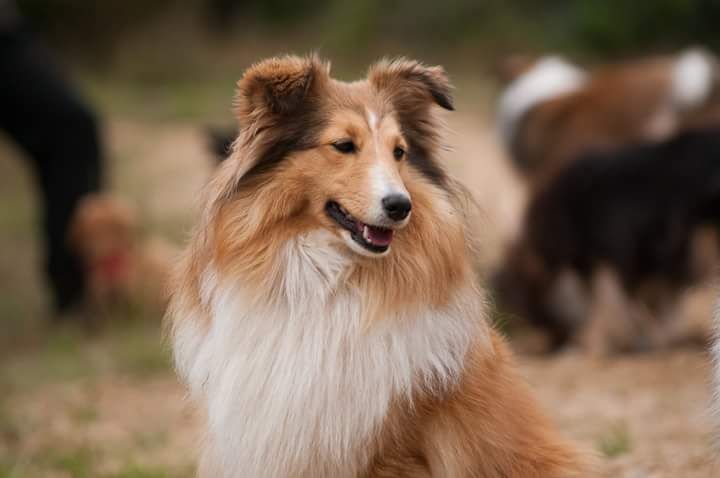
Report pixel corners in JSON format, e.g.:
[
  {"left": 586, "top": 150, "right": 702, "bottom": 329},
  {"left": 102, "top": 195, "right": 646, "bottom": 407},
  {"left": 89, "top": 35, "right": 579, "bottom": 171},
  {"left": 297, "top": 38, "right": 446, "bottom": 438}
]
[
  {"left": 69, "top": 194, "right": 176, "bottom": 313},
  {"left": 167, "top": 55, "right": 590, "bottom": 477},
  {"left": 498, "top": 49, "right": 720, "bottom": 188}
]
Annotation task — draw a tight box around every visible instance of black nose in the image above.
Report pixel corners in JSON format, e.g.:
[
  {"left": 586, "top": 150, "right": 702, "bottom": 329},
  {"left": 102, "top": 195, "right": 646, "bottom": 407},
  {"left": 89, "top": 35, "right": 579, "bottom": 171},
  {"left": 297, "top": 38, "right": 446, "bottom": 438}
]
[{"left": 382, "top": 194, "right": 412, "bottom": 221}]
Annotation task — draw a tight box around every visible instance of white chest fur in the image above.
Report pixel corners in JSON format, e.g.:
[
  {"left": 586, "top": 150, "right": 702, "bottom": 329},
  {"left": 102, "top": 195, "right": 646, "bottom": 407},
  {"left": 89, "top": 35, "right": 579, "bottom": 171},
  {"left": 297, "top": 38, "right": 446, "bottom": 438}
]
[{"left": 172, "top": 231, "right": 483, "bottom": 477}]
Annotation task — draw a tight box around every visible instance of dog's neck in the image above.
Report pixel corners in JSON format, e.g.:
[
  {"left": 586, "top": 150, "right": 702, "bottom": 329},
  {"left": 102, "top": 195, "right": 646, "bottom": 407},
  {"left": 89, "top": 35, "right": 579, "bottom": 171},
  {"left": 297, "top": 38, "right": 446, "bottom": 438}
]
[{"left": 175, "top": 230, "right": 486, "bottom": 477}]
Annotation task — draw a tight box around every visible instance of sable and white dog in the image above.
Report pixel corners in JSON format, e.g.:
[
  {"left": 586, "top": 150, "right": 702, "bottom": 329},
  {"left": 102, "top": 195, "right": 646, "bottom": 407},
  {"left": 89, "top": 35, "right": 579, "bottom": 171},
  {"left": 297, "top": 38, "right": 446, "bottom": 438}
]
[
  {"left": 497, "top": 49, "right": 720, "bottom": 187},
  {"left": 167, "top": 55, "right": 587, "bottom": 477}
]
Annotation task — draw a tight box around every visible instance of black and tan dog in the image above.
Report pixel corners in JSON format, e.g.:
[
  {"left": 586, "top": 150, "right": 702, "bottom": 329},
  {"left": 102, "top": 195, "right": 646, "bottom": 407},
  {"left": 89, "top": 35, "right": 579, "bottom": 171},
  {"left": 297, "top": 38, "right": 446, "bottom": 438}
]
[{"left": 495, "top": 127, "right": 720, "bottom": 353}]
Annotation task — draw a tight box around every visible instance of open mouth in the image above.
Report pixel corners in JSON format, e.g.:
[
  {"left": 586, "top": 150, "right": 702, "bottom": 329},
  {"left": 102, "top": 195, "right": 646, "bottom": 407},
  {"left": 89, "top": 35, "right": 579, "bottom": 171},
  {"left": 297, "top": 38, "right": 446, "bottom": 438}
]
[{"left": 325, "top": 201, "right": 394, "bottom": 254}]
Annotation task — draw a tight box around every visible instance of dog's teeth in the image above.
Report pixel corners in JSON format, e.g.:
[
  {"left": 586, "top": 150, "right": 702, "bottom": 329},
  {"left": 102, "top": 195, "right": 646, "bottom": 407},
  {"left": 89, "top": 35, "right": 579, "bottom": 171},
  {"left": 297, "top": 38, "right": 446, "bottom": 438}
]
[{"left": 362, "top": 225, "right": 370, "bottom": 241}]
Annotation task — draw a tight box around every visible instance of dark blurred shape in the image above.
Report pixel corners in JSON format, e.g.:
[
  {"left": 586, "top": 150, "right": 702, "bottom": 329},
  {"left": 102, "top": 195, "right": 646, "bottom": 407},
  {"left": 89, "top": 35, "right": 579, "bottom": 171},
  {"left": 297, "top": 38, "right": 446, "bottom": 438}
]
[
  {"left": 495, "top": 127, "right": 720, "bottom": 352},
  {"left": 204, "top": 0, "right": 325, "bottom": 30},
  {"left": 206, "top": 126, "right": 235, "bottom": 163},
  {"left": 568, "top": 0, "right": 720, "bottom": 56},
  {"left": 0, "top": 4, "right": 103, "bottom": 315},
  {"left": 15, "top": 0, "right": 176, "bottom": 60},
  {"left": 10, "top": 0, "right": 720, "bottom": 67}
]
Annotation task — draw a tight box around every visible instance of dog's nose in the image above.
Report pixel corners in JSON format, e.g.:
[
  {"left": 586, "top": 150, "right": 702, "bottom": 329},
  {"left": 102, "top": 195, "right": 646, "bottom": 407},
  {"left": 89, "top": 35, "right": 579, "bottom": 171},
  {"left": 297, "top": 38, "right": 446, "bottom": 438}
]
[{"left": 382, "top": 194, "right": 412, "bottom": 221}]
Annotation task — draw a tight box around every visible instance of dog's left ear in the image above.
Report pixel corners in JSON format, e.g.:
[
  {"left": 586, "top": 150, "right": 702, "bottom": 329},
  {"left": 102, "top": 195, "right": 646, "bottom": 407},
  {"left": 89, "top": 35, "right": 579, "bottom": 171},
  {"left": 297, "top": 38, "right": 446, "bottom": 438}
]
[{"left": 368, "top": 58, "right": 454, "bottom": 111}]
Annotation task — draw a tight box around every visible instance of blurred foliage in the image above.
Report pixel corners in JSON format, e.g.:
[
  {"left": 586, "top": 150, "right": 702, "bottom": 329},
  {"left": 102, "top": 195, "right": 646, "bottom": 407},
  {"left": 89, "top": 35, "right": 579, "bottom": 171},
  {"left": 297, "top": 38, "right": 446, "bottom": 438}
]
[
  {"left": 551, "top": 0, "right": 720, "bottom": 56},
  {"left": 15, "top": 0, "right": 720, "bottom": 64},
  {"left": 16, "top": 0, "right": 175, "bottom": 52}
]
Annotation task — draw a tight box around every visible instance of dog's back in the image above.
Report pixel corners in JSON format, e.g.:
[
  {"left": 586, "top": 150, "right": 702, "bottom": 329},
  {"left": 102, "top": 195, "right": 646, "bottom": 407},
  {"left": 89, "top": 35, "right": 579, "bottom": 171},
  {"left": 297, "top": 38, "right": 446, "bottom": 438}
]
[
  {"left": 501, "top": 50, "right": 720, "bottom": 187},
  {"left": 499, "top": 128, "right": 720, "bottom": 348},
  {"left": 529, "top": 127, "right": 720, "bottom": 286}
]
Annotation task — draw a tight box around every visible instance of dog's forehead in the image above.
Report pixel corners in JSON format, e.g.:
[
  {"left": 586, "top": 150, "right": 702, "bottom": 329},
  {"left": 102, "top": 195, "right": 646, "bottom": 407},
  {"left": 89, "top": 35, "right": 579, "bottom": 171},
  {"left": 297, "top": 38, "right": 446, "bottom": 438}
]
[
  {"left": 329, "top": 79, "right": 389, "bottom": 114},
  {"left": 326, "top": 79, "right": 397, "bottom": 132}
]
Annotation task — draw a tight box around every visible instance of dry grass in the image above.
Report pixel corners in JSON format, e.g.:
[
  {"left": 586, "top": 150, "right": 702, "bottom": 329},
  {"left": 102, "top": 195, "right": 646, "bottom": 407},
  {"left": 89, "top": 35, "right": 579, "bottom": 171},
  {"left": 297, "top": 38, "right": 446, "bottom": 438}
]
[{"left": 0, "top": 77, "right": 717, "bottom": 477}]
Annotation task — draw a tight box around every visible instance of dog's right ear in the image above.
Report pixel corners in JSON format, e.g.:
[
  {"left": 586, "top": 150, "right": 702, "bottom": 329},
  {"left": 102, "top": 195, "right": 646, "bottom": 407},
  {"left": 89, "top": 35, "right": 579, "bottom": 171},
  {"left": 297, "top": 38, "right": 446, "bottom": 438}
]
[{"left": 234, "top": 54, "right": 329, "bottom": 126}]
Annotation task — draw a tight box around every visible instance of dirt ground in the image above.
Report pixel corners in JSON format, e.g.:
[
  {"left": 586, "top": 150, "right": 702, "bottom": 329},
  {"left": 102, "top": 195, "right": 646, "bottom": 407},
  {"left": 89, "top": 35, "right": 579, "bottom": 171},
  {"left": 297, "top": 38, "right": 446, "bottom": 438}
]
[{"left": 1, "top": 102, "right": 718, "bottom": 477}]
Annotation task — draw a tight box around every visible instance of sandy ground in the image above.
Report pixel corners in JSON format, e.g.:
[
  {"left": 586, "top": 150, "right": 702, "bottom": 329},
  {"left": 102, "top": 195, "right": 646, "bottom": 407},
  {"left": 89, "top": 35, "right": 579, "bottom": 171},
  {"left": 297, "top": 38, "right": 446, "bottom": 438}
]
[{"left": 1, "top": 111, "right": 718, "bottom": 477}]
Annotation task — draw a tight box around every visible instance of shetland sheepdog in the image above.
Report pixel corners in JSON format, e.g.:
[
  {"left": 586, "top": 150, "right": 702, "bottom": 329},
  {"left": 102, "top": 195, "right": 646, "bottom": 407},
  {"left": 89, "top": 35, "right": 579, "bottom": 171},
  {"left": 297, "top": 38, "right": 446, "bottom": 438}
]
[
  {"left": 495, "top": 127, "right": 720, "bottom": 354},
  {"left": 167, "top": 55, "right": 588, "bottom": 477},
  {"left": 497, "top": 49, "right": 720, "bottom": 187}
]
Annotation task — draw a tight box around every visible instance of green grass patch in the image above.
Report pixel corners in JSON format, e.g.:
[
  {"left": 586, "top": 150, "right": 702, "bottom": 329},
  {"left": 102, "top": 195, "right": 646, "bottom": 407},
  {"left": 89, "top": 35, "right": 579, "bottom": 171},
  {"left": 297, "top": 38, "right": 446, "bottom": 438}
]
[
  {"left": 1, "top": 319, "right": 169, "bottom": 397},
  {"left": 597, "top": 421, "right": 632, "bottom": 458},
  {"left": 0, "top": 404, "right": 20, "bottom": 447},
  {"left": 133, "top": 430, "right": 169, "bottom": 451},
  {"left": 71, "top": 403, "right": 100, "bottom": 425},
  {"left": 103, "top": 464, "right": 170, "bottom": 478},
  {"left": 48, "top": 446, "right": 97, "bottom": 478},
  {"left": 108, "top": 321, "right": 172, "bottom": 378},
  {"left": 0, "top": 461, "right": 23, "bottom": 478},
  {"left": 83, "top": 74, "right": 235, "bottom": 123}
]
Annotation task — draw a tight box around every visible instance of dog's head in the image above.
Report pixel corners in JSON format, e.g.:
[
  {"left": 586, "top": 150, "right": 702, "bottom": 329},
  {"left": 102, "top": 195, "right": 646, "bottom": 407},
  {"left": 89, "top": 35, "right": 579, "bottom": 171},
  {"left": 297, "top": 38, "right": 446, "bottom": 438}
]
[
  {"left": 212, "top": 54, "right": 454, "bottom": 259},
  {"left": 69, "top": 194, "right": 136, "bottom": 277}
]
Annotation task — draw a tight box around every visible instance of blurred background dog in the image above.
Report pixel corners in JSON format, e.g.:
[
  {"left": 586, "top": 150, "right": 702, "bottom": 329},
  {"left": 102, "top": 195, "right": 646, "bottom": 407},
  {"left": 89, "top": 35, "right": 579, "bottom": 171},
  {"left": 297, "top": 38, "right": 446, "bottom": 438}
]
[
  {"left": 495, "top": 127, "right": 720, "bottom": 353},
  {"left": 69, "top": 194, "right": 178, "bottom": 318},
  {"left": 494, "top": 49, "right": 720, "bottom": 356},
  {"left": 498, "top": 49, "right": 720, "bottom": 188}
]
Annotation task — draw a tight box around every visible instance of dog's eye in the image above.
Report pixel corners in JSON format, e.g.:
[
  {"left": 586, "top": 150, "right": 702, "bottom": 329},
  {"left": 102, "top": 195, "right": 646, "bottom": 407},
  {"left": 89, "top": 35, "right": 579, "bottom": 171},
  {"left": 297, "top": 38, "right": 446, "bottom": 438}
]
[
  {"left": 393, "top": 146, "right": 405, "bottom": 160},
  {"left": 332, "top": 141, "right": 356, "bottom": 154}
]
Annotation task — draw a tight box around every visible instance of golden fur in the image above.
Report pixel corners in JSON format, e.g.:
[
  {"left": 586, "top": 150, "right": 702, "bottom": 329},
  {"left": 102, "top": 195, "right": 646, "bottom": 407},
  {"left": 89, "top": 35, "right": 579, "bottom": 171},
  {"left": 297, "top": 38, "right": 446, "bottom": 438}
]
[{"left": 168, "top": 55, "right": 590, "bottom": 477}]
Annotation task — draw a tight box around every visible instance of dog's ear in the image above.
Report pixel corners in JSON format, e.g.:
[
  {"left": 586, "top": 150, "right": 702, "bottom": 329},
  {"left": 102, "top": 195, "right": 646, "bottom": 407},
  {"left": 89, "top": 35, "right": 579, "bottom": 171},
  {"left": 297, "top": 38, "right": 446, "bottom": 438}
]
[
  {"left": 368, "top": 59, "right": 452, "bottom": 184},
  {"left": 368, "top": 58, "right": 454, "bottom": 111},
  {"left": 235, "top": 54, "right": 329, "bottom": 125}
]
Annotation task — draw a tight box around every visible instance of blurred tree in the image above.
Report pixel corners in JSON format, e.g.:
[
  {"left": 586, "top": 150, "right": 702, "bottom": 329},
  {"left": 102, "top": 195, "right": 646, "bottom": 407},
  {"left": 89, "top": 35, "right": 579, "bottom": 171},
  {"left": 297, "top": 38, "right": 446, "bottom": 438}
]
[
  {"left": 566, "top": 0, "right": 720, "bottom": 55},
  {"left": 16, "top": 0, "right": 176, "bottom": 61},
  {"left": 13, "top": 0, "right": 720, "bottom": 65}
]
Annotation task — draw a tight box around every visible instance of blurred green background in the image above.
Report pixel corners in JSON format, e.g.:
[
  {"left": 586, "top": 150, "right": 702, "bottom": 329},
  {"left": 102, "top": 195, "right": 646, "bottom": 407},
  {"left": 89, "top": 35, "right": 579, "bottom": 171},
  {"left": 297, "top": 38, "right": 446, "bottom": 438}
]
[
  {"left": 20, "top": 0, "right": 720, "bottom": 64},
  {"left": 15, "top": 0, "right": 720, "bottom": 122}
]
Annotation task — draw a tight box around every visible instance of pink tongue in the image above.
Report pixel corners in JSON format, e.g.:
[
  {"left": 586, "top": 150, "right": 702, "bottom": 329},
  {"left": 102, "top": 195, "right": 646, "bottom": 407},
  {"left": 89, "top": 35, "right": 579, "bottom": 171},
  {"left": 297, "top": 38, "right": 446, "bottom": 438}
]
[{"left": 366, "top": 226, "right": 394, "bottom": 246}]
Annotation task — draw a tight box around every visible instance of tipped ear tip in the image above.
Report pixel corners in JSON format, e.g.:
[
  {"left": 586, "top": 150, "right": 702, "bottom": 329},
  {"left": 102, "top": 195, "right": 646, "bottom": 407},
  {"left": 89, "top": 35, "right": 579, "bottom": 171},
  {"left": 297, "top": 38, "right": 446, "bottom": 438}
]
[
  {"left": 433, "top": 93, "right": 455, "bottom": 111},
  {"left": 428, "top": 66, "right": 454, "bottom": 110},
  {"left": 369, "top": 57, "right": 455, "bottom": 110}
]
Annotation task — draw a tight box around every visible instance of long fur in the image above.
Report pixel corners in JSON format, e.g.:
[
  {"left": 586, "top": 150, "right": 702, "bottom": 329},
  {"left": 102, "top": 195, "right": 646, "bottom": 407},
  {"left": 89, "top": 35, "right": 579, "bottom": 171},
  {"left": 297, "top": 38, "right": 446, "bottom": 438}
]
[{"left": 168, "top": 55, "right": 587, "bottom": 477}]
